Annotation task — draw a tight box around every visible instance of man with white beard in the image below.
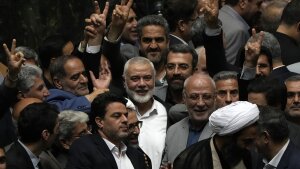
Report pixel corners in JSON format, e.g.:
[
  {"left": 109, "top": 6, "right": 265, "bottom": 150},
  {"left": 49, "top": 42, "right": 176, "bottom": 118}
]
[{"left": 123, "top": 57, "right": 168, "bottom": 169}]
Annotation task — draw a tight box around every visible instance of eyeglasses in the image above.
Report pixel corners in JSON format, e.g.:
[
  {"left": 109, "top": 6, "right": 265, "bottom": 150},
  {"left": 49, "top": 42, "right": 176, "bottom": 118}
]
[
  {"left": 0, "top": 156, "right": 6, "bottom": 164},
  {"left": 186, "top": 93, "right": 215, "bottom": 102},
  {"left": 128, "top": 121, "right": 143, "bottom": 132}
]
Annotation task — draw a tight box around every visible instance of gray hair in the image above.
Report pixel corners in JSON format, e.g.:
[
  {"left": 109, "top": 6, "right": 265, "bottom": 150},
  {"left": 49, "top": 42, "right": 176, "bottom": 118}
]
[
  {"left": 137, "top": 15, "right": 170, "bottom": 41},
  {"left": 58, "top": 110, "right": 89, "bottom": 140},
  {"left": 15, "top": 46, "right": 40, "bottom": 66},
  {"left": 123, "top": 57, "right": 156, "bottom": 79},
  {"left": 260, "top": 0, "right": 288, "bottom": 33},
  {"left": 213, "top": 71, "right": 238, "bottom": 82},
  {"left": 285, "top": 75, "right": 300, "bottom": 84},
  {"left": 17, "top": 64, "right": 43, "bottom": 93}
]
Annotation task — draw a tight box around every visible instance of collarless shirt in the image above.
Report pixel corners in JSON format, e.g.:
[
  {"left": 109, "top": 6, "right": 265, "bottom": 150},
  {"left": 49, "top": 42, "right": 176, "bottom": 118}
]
[
  {"left": 133, "top": 98, "right": 168, "bottom": 169},
  {"left": 263, "top": 140, "right": 290, "bottom": 169},
  {"left": 18, "top": 139, "right": 40, "bottom": 169},
  {"left": 103, "top": 138, "right": 134, "bottom": 169}
]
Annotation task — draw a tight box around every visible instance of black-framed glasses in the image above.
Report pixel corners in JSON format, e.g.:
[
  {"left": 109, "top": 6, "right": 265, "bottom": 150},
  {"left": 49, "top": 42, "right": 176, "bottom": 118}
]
[
  {"left": 128, "top": 121, "right": 143, "bottom": 132},
  {"left": 0, "top": 156, "right": 6, "bottom": 164}
]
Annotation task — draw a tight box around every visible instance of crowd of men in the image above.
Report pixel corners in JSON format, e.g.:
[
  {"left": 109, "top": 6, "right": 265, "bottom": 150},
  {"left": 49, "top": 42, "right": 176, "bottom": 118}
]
[{"left": 1, "top": 0, "right": 300, "bottom": 168}]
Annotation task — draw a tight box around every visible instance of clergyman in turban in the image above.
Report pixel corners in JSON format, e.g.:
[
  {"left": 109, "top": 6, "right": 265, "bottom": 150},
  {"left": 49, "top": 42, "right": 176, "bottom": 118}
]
[{"left": 173, "top": 101, "right": 260, "bottom": 169}]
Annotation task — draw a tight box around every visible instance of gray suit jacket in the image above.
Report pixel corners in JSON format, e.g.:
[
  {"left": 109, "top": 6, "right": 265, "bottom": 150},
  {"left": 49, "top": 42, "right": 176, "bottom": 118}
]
[{"left": 162, "top": 117, "right": 214, "bottom": 164}]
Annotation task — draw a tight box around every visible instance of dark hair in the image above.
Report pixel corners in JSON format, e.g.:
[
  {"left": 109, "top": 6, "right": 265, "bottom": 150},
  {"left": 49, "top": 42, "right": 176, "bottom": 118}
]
[
  {"left": 90, "top": 92, "right": 127, "bottom": 130},
  {"left": 280, "top": 0, "right": 300, "bottom": 26},
  {"left": 38, "top": 34, "right": 71, "bottom": 70},
  {"left": 225, "top": 0, "right": 241, "bottom": 6},
  {"left": 163, "top": 0, "right": 198, "bottom": 32},
  {"left": 49, "top": 55, "right": 80, "bottom": 80},
  {"left": 137, "top": 15, "right": 170, "bottom": 41},
  {"left": 163, "top": 44, "right": 198, "bottom": 70},
  {"left": 257, "top": 105, "right": 289, "bottom": 143},
  {"left": 18, "top": 102, "right": 59, "bottom": 143},
  {"left": 248, "top": 77, "right": 286, "bottom": 110}
]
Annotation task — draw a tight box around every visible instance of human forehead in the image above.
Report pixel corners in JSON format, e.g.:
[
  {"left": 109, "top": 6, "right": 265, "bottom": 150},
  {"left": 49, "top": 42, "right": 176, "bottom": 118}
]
[
  {"left": 167, "top": 52, "right": 193, "bottom": 64},
  {"left": 127, "top": 111, "right": 138, "bottom": 123},
  {"left": 257, "top": 54, "right": 269, "bottom": 63},
  {"left": 126, "top": 63, "right": 154, "bottom": 76},
  {"left": 216, "top": 79, "right": 239, "bottom": 88},
  {"left": 141, "top": 25, "right": 167, "bottom": 38},
  {"left": 185, "top": 78, "right": 215, "bottom": 93},
  {"left": 105, "top": 102, "right": 127, "bottom": 115},
  {"left": 286, "top": 81, "right": 300, "bottom": 91},
  {"left": 128, "top": 9, "right": 136, "bottom": 18},
  {"left": 63, "top": 58, "right": 85, "bottom": 74}
]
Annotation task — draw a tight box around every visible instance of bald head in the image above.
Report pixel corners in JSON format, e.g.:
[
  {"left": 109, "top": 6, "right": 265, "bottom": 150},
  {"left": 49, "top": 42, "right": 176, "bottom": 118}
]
[{"left": 183, "top": 73, "right": 216, "bottom": 125}]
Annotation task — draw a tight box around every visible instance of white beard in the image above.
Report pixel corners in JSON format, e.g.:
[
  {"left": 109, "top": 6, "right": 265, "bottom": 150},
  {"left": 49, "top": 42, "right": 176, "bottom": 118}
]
[{"left": 125, "top": 85, "right": 153, "bottom": 103}]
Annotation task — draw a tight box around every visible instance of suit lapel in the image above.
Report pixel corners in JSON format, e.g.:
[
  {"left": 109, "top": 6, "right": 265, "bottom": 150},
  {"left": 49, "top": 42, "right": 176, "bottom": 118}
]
[
  {"left": 14, "top": 141, "right": 36, "bottom": 169},
  {"left": 92, "top": 135, "right": 118, "bottom": 169},
  {"left": 276, "top": 142, "right": 292, "bottom": 169}
]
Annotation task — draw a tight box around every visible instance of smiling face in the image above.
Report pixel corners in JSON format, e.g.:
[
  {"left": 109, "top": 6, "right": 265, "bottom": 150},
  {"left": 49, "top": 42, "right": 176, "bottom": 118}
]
[
  {"left": 56, "top": 58, "right": 89, "bottom": 96},
  {"left": 122, "top": 9, "right": 138, "bottom": 44},
  {"left": 98, "top": 102, "right": 129, "bottom": 145},
  {"left": 183, "top": 75, "right": 216, "bottom": 123},
  {"left": 256, "top": 54, "right": 272, "bottom": 77},
  {"left": 125, "top": 62, "right": 155, "bottom": 103},
  {"left": 139, "top": 25, "right": 169, "bottom": 65}
]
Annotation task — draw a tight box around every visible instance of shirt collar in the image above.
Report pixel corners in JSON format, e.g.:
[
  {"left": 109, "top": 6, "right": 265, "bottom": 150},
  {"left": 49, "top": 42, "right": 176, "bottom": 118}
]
[
  {"left": 18, "top": 140, "right": 40, "bottom": 168},
  {"left": 169, "top": 34, "right": 189, "bottom": 45},
  {"left": 103, "top": 138, "right": 127, "bottom": 154},
  {"left": 263, "top": 139, "right": 290, "bottom": 168},
  {"left": 135, "top": 99, "right": 159, "bottom": 118}
]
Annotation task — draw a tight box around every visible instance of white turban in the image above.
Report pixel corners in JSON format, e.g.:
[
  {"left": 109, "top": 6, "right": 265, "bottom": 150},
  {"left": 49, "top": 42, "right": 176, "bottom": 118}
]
[
  {"left": 209, "top": 101, "right": 259, "bottom": 136},
  {"left": 125, "top": 98, "right": 136, "bottom": 111}
]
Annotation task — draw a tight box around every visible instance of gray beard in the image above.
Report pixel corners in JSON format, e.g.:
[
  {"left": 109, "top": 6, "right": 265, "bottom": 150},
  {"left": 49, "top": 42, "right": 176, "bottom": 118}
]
[{"left": 125, "top": 85, "right": 153, "bottom": 104}]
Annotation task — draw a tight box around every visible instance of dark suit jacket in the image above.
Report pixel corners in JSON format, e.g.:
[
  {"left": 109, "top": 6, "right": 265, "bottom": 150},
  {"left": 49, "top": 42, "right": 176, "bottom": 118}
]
[
  {"left": 169, "top": 34, "right": 185, "bottom": 47},
  {"left": 268, "top": 66, "right": 298, "bottom": 85},
  {"left": 256, "top": 142, "right": 300, "bottom": 169},
  {"left": 66, "top": 134, "right": 147, "bottom": 169},
  {"left": 273, "top": 32, "right": 300, "bottom": 66},
  {"left": 277, "top": 142, "right": 300, "bottom": 169},
  {"left": 6, "top": 141, "right": 35, "bottom": 169}
]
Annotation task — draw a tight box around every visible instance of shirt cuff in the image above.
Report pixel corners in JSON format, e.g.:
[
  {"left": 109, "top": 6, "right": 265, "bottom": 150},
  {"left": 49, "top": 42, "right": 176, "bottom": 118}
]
[
  {"left": 86, "top": 44, "right": 101, "bottom": 54},
  {"left": 104, "top": 35, "right": 122, "bottom": 44}
]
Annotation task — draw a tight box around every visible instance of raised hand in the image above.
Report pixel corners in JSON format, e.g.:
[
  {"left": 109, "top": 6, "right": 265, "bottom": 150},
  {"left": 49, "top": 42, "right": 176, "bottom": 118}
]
[
  {"left": 201, "top": 0, "right": 219, "bottom": 28},
  {"left": 107, "top": 0, "right": 133, "bottom": 41},
  {"left": 86, "top": 1, "right": 109, "bottom": 46},
  {"left": 3, "top": 39, "right": 25, "bottom": 81},
  {"left": 89, "top": 59, "right": 111, "bottom": 90},
  {"left": 244, "top": 28, "right": 264, "bottom": 67}
]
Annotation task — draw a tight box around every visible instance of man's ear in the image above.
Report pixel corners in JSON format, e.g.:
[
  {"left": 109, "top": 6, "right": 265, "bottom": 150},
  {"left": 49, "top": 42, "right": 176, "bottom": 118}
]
[
  {"left": 53, "top": 77, "right": 63, "bottom": 89},
  {"left": 95, "top": 117, "right": 104, "bottom": 129},
  {"left": 262, "top": 131, "right": 271, "bottom": 144},
  {"left": 178, "top": 20, "right": 186, "bottom": 32},
  {"left": 41, "top": 129, "right": 50, "bottom": 141},
  {"left": 297, "top": 22, "right": 300, "bottom": 32},
  {"left": 239, "top": 0, "right": 247, "bottom": 9}
]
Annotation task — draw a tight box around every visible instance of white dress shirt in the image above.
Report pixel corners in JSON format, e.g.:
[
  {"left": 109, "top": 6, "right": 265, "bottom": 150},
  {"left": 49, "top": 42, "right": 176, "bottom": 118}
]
[
  {"left": 134, "top": 99, "right": 168, "bottom": 169},
  {"left": 103, "top": 138, "right": 134, "bottom": 169},
  {"left": 263, "top": 140, "right": 290, "bottom": 169}
]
